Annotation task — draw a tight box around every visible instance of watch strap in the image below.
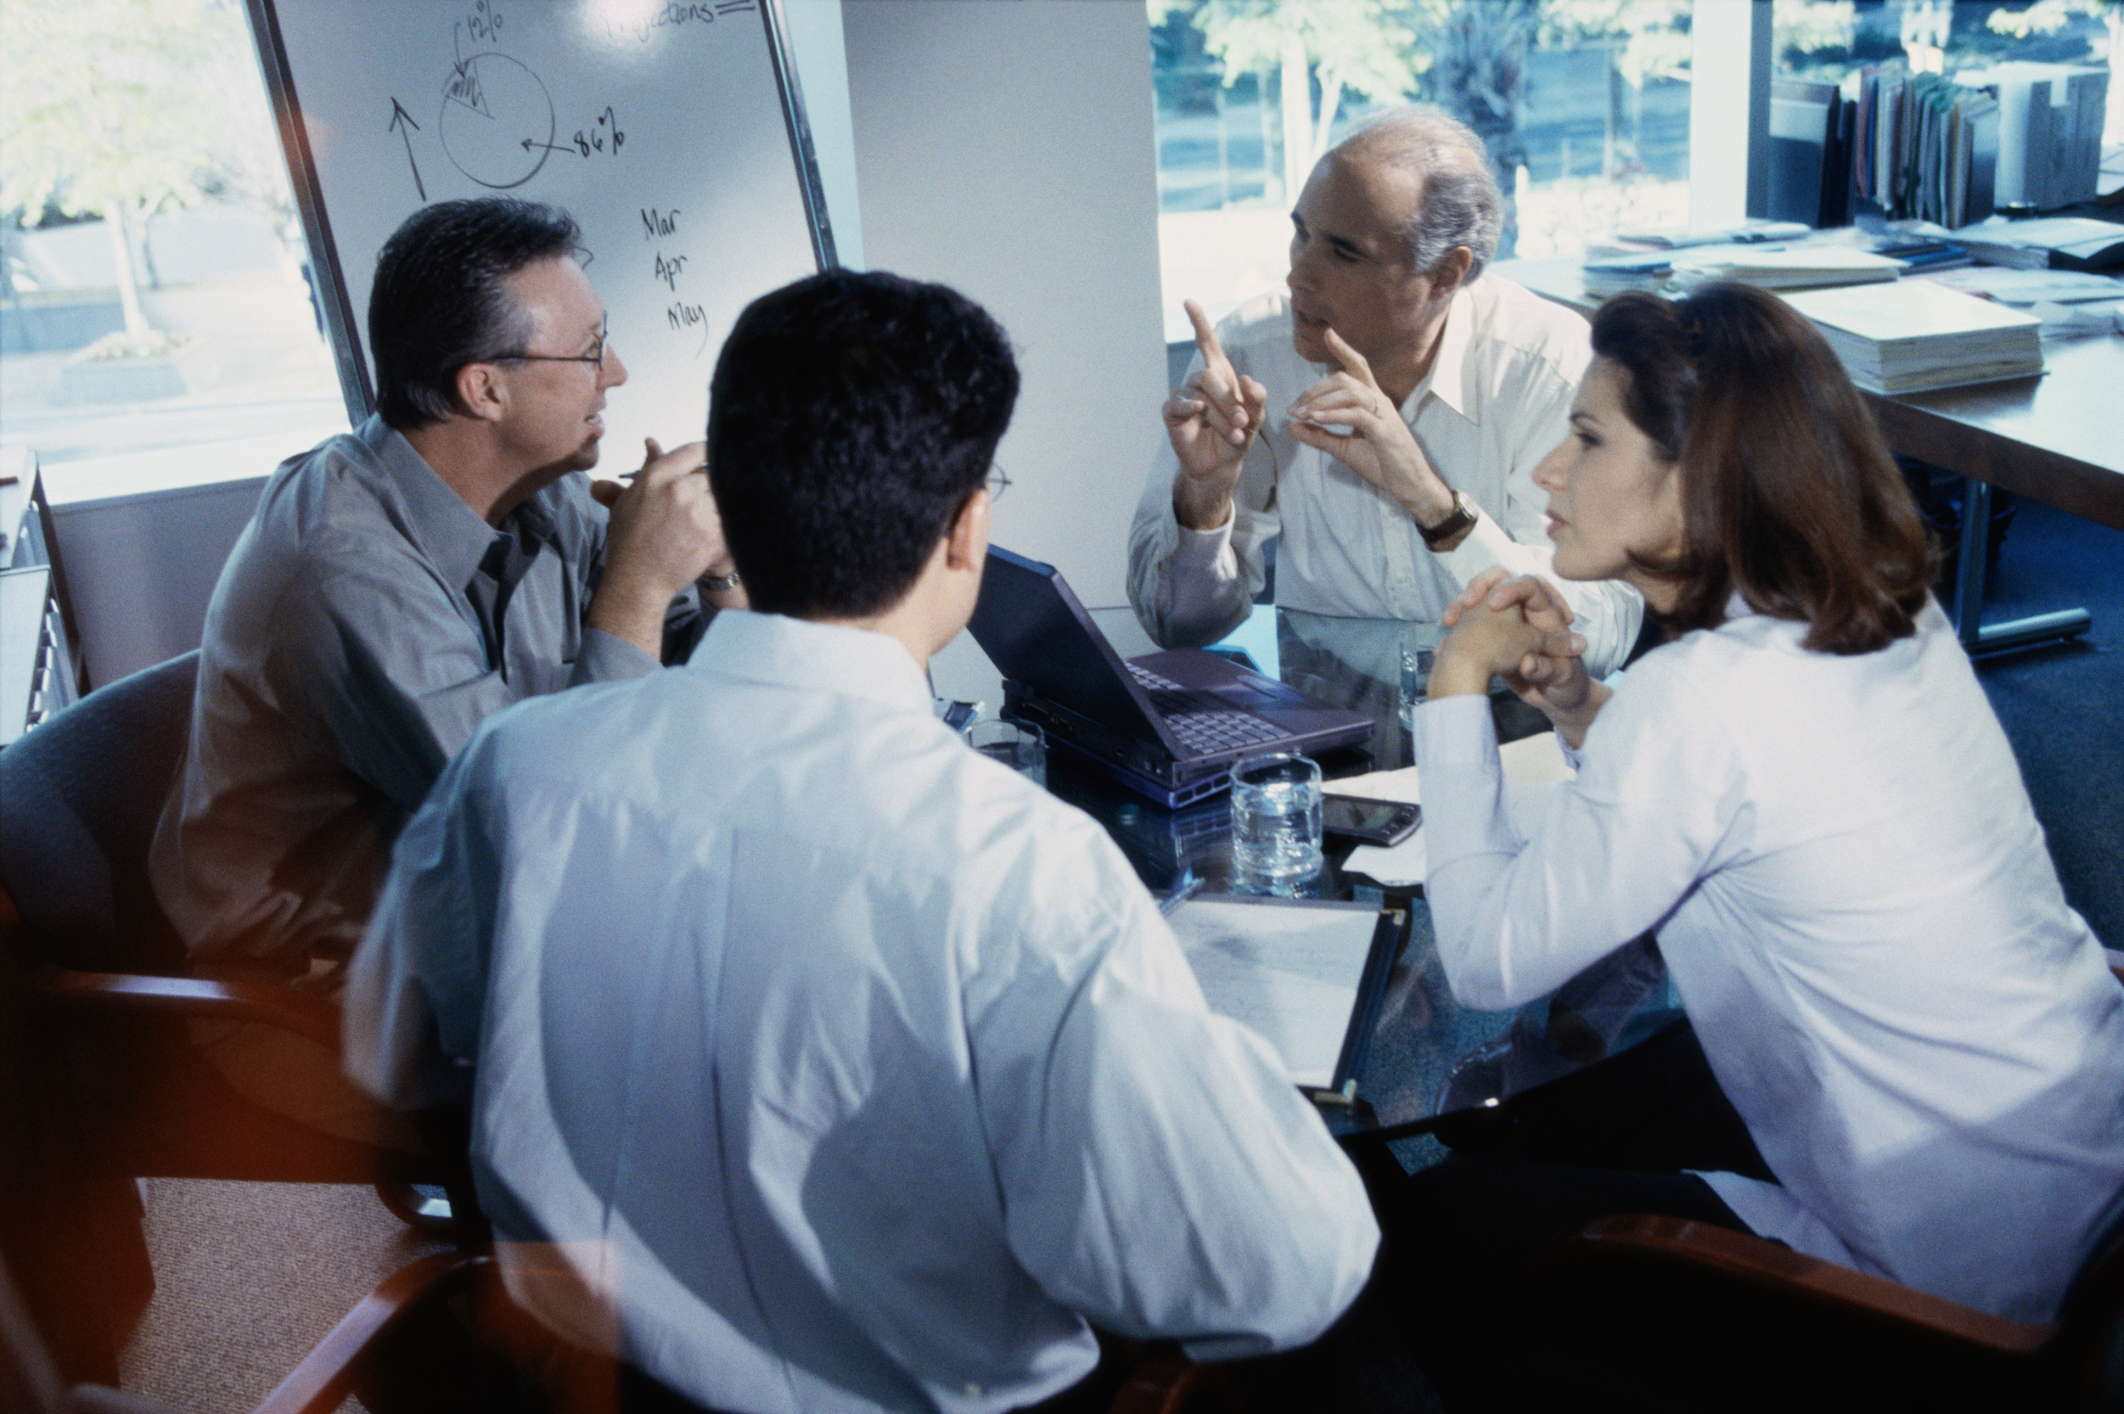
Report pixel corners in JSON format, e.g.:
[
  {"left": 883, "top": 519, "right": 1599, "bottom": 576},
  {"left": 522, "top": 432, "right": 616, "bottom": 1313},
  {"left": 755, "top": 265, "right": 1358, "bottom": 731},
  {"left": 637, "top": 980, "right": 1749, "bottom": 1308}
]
[{"left": 1419, "top": 490, "right": 1478, "bottom": 550}]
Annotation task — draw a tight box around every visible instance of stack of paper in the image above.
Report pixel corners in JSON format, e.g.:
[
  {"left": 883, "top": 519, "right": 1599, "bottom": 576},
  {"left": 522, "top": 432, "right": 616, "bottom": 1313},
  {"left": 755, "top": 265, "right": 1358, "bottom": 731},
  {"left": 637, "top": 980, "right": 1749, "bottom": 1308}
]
[
  {"left": 1948, "top": 216, "right": 2124, "bottom": 272},
  {"left": 1782, "top": 280, "right": 2042, "bottom": 394},
  {"left": 1608, "top": 220, "right": 1811, "bottom": 249},
  {"left": 1580, "top": 250, "right": 1676, "bottom": 295},
  {"left": 1669, "top": 245, "right": 1906, "bottom": 291}
]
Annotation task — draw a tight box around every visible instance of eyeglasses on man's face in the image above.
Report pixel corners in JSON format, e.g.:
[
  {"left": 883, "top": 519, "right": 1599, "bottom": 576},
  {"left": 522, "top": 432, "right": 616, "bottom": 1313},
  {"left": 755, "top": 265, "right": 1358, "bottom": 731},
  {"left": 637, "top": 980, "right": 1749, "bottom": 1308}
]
[
  {"left": 986, "top": 462, "right": 1011, "bottom": 502},
  {"left": 490, "top": 320, "right": 608, "bottom": 371}
]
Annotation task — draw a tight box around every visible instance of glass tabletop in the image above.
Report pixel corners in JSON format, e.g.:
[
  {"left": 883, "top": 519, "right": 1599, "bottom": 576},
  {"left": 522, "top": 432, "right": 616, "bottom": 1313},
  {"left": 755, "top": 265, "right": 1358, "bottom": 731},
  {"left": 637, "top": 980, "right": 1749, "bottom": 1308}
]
[{"left": 1044, "top": 605, "right": 1671, "bottom": 1142}]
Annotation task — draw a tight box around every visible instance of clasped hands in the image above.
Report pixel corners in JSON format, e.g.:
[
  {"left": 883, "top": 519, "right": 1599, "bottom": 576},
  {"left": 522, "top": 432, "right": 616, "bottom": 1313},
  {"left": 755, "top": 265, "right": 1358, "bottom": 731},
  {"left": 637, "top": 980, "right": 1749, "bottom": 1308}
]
[
  {"left": 1433, "top": 569, "right": 1608, "bottom": 748},
  {"left": 1164, "top": 298, "right": 1455, "bottom": 531}
]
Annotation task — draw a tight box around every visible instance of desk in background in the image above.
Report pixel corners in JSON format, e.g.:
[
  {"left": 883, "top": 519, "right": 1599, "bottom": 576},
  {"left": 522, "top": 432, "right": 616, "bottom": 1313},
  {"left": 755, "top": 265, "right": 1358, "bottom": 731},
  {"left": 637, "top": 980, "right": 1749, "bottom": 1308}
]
[{"left": 1495, "top": 255, "right": 2124, "bottom": 653}]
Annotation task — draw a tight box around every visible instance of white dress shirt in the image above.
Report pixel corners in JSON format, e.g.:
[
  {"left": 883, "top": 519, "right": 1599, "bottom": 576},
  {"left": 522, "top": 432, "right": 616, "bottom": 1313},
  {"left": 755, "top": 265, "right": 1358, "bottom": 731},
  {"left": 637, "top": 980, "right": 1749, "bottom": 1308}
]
[
  {"left": 347, "top": 610, "right": 1378, "bottom": 1413},
  {"left": 1416, "top": 599, "right": 2124, "bottom": 1323},
  {"left": 1127, "top": 277, "right": 1642, "bottom": 675}
]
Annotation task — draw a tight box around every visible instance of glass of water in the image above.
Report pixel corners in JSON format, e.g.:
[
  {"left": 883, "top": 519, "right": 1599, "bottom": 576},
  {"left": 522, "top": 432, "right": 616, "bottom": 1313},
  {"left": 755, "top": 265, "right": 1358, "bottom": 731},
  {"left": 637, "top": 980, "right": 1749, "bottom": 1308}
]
[
  {"left": 966, "top": 718, "right": 1046, "bottom": 788},
  {"left": 1229, "top": 750, "right": 1323, "bottom": 893},
  {"left": 1399, "top": 623, "right": 1443, "bottom": 732}
]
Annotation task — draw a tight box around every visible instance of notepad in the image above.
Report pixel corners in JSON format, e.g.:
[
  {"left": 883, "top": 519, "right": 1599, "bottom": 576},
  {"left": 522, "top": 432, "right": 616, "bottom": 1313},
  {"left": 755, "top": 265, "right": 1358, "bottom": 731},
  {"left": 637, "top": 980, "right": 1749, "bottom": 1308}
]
[
  {"left": 1167, "top": 897, "right": 1383, "bottom": 1089},
  {"left": 1782, "top": 279, "right": 2043, "bottom": 393}
]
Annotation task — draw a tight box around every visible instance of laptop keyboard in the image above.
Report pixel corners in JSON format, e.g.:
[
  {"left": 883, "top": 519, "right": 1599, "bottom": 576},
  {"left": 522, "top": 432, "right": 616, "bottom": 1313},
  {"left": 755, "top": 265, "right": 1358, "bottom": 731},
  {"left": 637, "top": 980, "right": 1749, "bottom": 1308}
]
[
  {"left": 1127, "top": 662, "right": 1285, "bottom": 755},
  {"left": 1128, "top": 663, "right": 1188, "bottom": 693}
]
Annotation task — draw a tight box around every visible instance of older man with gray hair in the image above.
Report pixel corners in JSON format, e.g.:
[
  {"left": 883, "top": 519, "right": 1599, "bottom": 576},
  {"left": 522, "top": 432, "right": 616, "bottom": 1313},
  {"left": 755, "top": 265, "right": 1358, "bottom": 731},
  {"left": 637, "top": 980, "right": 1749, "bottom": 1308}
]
[{"left": 1128, "top": 104, "right": 1642, "bottom": 676}]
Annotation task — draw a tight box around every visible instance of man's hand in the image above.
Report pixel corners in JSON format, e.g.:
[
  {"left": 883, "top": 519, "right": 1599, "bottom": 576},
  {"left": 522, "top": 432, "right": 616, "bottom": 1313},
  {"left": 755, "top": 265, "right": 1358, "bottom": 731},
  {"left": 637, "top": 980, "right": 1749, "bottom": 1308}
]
[
  {"left": 1437, "top": 571, "right": 1607, "bottom": 746},
  {"left": 1286, "top": 327, "right": 1459, "bottom": 530},
  {"left": 587, "top": 437, "right": 743, "bottom": 658},
  {"left": 1165, "top": 299, "right": 1268, "bottom": 532}
]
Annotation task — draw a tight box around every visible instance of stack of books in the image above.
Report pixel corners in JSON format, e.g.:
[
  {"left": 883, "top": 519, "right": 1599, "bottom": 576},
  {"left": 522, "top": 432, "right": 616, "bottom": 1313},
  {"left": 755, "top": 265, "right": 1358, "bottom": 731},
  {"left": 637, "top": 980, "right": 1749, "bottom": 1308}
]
[{"left": 1782, "top": 280, "right": 2042, "bottom": 394}]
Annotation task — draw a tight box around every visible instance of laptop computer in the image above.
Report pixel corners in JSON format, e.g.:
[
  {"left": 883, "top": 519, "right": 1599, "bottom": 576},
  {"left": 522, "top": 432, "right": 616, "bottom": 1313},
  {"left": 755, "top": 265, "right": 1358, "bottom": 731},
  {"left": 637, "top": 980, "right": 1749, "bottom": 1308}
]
[{"left": 967, "top": 546, "right": 1373, "bottom": 807}]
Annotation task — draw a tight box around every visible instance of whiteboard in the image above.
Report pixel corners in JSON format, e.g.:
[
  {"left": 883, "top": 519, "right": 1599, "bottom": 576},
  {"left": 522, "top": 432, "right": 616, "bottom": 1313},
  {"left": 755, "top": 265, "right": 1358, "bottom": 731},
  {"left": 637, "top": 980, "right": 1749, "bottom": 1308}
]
[{"left": 247, "top": 0, "right": 832, "bottom": 475}]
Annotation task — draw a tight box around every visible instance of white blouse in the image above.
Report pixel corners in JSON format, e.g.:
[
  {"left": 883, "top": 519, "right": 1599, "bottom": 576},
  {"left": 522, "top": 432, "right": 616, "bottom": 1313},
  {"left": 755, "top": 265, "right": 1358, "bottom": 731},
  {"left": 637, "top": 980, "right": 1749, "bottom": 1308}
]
[{"left": 1417, "top": 598, "right": 2124, "bottom": 1322}]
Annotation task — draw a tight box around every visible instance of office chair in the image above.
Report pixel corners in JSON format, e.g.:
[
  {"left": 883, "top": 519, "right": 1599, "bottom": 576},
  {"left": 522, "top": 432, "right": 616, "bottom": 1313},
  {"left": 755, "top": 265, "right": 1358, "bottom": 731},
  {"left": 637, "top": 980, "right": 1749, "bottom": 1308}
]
[
  {"left": 1505, "top": 1183, "right": 2124, "bottom": 1412},
  {"left": 0, "top": 652, "right": 465, "bottom": 1246}
]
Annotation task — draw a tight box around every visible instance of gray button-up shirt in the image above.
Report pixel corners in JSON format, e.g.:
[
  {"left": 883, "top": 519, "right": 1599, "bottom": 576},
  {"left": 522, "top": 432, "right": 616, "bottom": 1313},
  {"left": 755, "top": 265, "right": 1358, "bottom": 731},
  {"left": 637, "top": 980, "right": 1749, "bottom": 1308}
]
[{"left": 150, "top": 414, "right": 666, "bottom": 975}]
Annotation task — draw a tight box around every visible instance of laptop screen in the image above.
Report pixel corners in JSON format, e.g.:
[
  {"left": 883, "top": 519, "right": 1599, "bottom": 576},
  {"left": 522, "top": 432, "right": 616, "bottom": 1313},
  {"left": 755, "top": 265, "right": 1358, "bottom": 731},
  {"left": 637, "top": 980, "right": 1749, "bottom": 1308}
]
[{"left": 966, "top": 547, "right": 1166, "bottom": 752}]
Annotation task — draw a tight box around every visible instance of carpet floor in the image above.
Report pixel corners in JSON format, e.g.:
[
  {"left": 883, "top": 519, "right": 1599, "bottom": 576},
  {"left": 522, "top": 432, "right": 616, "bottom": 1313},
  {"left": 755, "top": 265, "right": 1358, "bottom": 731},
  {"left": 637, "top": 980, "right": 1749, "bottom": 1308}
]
[{"left": 119, "top": 1180, "right": 447, "bottom": 1413}]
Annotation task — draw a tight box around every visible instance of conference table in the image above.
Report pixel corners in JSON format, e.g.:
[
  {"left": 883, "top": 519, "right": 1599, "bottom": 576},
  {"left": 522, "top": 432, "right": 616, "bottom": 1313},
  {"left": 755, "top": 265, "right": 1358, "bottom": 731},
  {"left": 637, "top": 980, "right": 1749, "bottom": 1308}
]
[
  {"left": 1048, "top": 606, "right": 1670, "bottom": 1144},
  {"left": 1495, "top": 255, "right": 2124, "bottom": 654}
]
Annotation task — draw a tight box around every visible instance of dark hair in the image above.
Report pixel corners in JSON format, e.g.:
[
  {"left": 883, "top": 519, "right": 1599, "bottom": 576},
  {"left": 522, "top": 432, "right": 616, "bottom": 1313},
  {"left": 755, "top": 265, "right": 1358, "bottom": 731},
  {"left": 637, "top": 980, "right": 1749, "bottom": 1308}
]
[
  {"left": 1591, "top": 283, "right": 1934, "bottom": 656},
  {"left": 369, "top": 198, "right": 581, "bottom": 430},
  {"left": 707, "top": 269, "right": 1019, "bottom": 619}
]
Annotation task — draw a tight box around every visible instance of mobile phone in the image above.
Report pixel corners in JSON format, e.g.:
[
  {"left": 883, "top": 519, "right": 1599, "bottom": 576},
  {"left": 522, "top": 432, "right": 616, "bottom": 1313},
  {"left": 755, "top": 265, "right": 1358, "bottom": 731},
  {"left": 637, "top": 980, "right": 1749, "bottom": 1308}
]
[{"left": 1321, "top": 794, "right": 1420, "bottom": 846}]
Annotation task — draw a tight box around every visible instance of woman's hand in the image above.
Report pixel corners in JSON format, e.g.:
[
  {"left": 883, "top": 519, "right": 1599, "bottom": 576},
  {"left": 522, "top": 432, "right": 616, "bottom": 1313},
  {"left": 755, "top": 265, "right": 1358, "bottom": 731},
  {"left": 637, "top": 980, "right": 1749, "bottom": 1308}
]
[{"left": 1436, "top": 572, "right": 1610, "bottom": 746}]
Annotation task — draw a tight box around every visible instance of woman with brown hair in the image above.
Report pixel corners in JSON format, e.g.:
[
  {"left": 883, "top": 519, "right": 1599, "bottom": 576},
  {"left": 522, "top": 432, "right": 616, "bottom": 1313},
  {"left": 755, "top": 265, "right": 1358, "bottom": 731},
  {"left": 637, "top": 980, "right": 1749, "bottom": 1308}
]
[{"left": 1398, "top": 282, "right": 2124, "bottom": 1395}]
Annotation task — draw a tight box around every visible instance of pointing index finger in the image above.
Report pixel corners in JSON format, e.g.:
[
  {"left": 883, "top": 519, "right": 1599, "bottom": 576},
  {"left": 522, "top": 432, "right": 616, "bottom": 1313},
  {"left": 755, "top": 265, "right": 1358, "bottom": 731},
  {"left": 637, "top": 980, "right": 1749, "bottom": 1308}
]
[
  {"left": 1321, "top": 325, "right": 1376, "bottom": 387},
  {"left": 1184, "top": 299, "right": 1227, "bottom": 367}
]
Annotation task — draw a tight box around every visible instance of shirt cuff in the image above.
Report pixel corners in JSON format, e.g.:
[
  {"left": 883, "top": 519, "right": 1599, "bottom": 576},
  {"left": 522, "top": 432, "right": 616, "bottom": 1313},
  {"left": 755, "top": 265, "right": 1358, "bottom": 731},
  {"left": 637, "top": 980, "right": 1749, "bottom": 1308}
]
[
  {"left": 572, "top": 626, "right": 661, "bottom": 686},
  {"left": 1431, "top": 506, "right": 1520, "bottom": 585},
  {"left": 1169, "top": 507, "right": 1235, "bottom": 569}
]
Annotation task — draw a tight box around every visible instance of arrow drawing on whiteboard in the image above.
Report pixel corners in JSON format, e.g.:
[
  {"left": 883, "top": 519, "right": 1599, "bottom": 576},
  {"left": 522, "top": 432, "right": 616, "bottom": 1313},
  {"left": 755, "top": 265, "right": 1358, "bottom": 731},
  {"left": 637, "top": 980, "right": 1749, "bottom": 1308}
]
[
  {"left": 388, "top": 99, "right": 427, "bottom": 200},
  {"left": 521, "top": 139, "right": 581, "bottom": 156}
]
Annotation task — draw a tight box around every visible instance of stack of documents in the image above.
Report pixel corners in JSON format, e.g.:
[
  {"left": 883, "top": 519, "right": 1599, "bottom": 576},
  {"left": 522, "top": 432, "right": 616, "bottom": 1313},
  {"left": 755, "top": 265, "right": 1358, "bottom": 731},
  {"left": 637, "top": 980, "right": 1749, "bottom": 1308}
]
[
  {"left": 1580, "top": 250, "right": 1677, "bottom": 295},
  {"left": 1782, "top": 280, "right": 2043, "bottom": 394},
  {"left": 1668, "top": 245, "right": 1906, "bottom": 291},
  {"left": 1948, "top": 216, "right": 2124, "bottom": 272},
  {"left": 1608, "top": 220, "right": 1810, "bottom": 249}
]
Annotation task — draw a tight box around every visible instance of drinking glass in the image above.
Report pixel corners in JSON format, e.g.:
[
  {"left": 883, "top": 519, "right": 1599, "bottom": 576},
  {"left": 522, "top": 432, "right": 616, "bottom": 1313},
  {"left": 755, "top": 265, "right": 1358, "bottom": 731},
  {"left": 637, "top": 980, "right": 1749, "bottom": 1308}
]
[
  {"left": 1229, "top": 751, "right": 1323, "bottom": 893},
  {"left": 966, "top": 718, "right": 1046, "bottom": 787},
  {"left": 1399, "top": 623, "right": 1444, "bottom": 732}
]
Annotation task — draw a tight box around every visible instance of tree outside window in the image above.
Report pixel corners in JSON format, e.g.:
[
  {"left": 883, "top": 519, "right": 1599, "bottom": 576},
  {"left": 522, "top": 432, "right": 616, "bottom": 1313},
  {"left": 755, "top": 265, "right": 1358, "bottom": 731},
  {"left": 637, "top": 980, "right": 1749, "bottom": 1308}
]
[{"left": 1148, "top": 0, "right": 1696, "bottom": 335}]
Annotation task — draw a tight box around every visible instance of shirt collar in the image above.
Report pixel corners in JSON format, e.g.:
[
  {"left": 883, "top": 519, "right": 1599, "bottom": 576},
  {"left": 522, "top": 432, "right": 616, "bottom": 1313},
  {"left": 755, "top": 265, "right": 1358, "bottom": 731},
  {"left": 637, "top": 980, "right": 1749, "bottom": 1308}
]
[
  {"left": 1401, "top": 283, "right": 1477, "bottom": 424},
  {"left": 360, "top": 413, "right": 558, "bottom": 590},
  {"left": 693, "top": 609, "right": 937, "bottom": 715}
]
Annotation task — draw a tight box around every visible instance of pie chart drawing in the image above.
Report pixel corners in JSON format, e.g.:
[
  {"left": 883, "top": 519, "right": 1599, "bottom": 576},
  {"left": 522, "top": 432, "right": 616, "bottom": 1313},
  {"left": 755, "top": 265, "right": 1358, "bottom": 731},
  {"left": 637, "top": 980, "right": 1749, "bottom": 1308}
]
[{"left": 438, "top": 53, "right": 554, "bottom": 190}]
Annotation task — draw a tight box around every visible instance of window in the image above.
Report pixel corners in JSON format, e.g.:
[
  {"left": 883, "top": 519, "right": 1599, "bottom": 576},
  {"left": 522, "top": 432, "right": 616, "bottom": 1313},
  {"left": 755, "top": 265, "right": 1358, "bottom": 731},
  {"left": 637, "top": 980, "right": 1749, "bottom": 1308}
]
[
  {"left": 0, "top": 0, "right": 346, "bottom": 482},
  {"left": 1147, "top": 0, "right": 1696, "bottom": 338}
]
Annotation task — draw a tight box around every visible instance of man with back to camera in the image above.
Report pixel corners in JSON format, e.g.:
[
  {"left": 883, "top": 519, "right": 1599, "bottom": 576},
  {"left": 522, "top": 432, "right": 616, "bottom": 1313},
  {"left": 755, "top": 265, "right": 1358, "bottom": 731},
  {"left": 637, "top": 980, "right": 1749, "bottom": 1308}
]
[
  {"left": 343, "top": 268, "right": 1383, "bottom": 1412},
  {"left": 1128, "top": 104, "right": 1642, "bottom": 677},
  {"left": 149, "top": 196, "right": 743, "bottom": 1148}
]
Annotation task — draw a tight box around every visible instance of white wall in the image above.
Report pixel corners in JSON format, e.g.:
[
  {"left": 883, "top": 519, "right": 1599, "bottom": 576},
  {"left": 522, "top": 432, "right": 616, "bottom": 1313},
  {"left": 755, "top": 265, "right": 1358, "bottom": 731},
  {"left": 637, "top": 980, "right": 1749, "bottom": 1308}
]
[{"left": 840, "top": 0, "right": 1169, "bottom": 702}]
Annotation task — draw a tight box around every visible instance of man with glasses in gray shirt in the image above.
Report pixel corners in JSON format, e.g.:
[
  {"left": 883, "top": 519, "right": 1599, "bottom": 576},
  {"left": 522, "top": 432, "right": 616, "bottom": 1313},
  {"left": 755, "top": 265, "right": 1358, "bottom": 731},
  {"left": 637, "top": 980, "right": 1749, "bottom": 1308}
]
[{"left": 149, "top": 197, "right": 739, "bottom": 1148}]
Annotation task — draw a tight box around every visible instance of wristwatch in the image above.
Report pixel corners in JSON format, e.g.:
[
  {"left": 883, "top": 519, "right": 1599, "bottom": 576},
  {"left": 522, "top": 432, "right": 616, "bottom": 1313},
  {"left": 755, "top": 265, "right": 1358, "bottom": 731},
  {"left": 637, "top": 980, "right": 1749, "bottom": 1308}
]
[
  {"left": 1419, "top": 490, "right": 1478, "bottom": 552},
  {"left": 700, "top": 569, "right": 743, "bottom": 593}
]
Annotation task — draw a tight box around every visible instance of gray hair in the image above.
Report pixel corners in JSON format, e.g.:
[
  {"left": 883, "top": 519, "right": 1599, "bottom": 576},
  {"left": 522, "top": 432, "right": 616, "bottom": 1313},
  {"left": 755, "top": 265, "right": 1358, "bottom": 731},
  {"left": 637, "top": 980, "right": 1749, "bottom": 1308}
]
[{"left": 1336, "top": 105, "right": 1504, "bottom": 282}]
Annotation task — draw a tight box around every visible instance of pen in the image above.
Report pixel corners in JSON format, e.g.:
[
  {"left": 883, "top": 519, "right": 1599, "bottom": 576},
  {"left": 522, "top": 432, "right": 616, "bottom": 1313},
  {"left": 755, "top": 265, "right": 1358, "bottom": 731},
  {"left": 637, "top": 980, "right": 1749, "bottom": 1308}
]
[{"left": 1158, "top": 877, "right": 1204, "bottom": 916}]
